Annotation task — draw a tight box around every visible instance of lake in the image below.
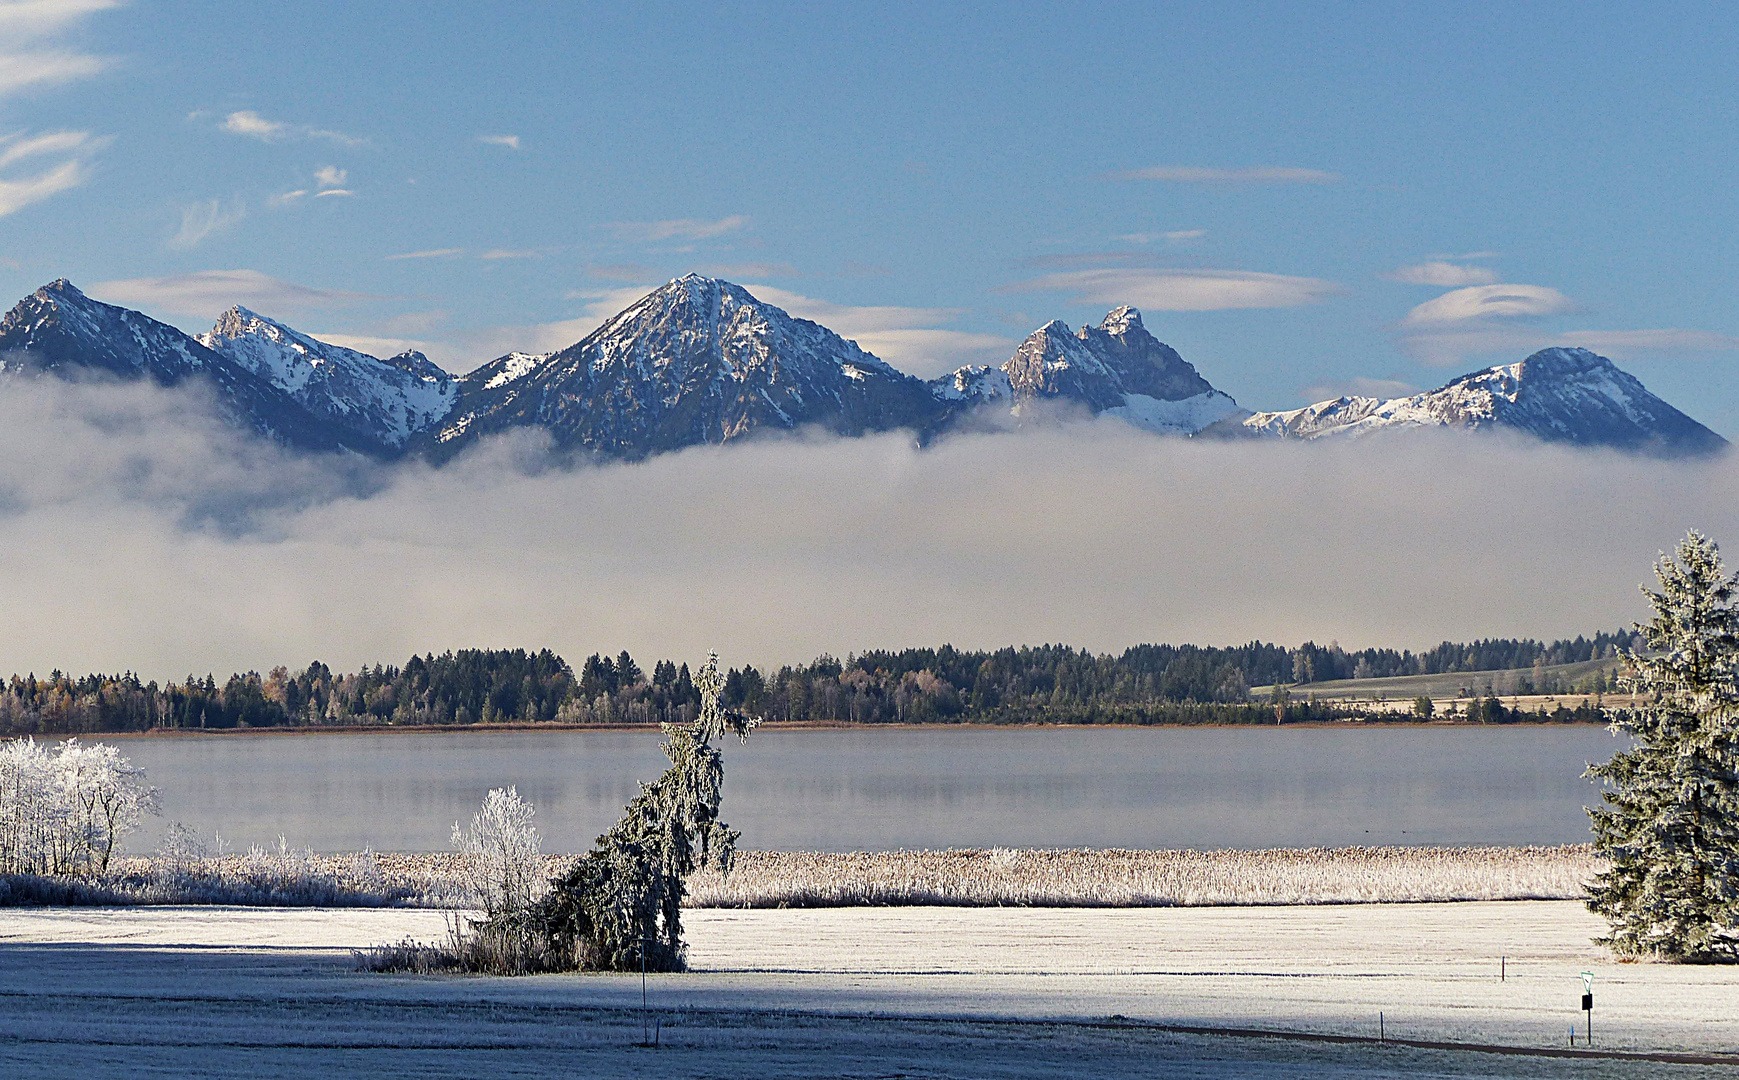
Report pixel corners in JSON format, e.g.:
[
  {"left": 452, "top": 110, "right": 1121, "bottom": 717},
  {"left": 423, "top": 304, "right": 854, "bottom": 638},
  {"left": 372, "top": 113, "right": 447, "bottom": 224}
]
[{"left": 110, "top": 725, "right": 1624, "bottom": 854}]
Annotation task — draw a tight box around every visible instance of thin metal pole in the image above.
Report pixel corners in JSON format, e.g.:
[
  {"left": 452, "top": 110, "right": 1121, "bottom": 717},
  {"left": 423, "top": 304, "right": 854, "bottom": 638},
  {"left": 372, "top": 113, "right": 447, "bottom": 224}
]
[{"left": 1379, "top": 1012, "right": 1383, "bottom": 1042}]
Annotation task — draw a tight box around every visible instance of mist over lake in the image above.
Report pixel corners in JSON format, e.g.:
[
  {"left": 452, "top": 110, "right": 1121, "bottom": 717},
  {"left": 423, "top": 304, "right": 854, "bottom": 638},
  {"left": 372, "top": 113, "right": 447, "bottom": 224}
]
[{"left": 115, "top": 725, "right": 1623, "bottom": 854}]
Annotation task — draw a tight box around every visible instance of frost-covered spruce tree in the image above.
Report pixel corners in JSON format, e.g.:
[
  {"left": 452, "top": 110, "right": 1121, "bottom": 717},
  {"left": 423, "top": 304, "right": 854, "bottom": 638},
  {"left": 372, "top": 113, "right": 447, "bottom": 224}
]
[
  {"left": 1588, "top": 531, "right": 1739, "bottom": 960},
  {"left": 532, "top": 653, "right": 757, "bottom": 971}
]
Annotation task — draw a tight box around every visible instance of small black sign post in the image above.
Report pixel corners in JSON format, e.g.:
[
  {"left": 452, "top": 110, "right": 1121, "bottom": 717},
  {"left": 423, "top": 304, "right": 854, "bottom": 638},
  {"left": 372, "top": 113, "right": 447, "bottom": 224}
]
[{"left": 1580, "top": 972, "right": 1594, "bottom": 1045}]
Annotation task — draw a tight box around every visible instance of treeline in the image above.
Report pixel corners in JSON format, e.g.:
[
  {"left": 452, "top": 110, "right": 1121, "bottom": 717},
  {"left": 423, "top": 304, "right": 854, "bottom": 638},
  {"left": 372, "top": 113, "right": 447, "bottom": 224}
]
[{"left": 0, "top": 630, "right": 1630, "bottom": 735}]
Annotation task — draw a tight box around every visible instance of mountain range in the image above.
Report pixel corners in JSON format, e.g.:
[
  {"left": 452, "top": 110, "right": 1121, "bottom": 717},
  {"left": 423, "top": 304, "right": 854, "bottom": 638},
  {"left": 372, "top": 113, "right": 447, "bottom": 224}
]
[{"left": 0, "top": 275, "right": 1724, "bottom": 461}]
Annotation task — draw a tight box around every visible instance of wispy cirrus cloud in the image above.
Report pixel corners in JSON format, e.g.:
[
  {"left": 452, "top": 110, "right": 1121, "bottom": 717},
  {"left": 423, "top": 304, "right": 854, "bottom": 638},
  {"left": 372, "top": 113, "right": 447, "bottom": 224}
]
[
  {"left": 88, "top": 270, "right": 372, "bottom": 318},
  {"left": 219, "top": 110, "right": 366, "bottom": 147},
  {"left": 168, "top": 198, "right": 245, "bottom": 249},
  {"left": 1387, "top": 261, "right": 1499, "bottom": 287},
  {"left": 0, "top": 0, "right": 118, "bottom": 101},
  {"left": 1117, "top": 229, "right": 1206, "bottom": 244},
  {"left": 1108, "top": 166, "right": 1338, "bottom": 184},
  {"left": 0, "top": 129, "right": 107, "bottom": 217},
  {"left": 478, "top": 134, "right": 520, "bottom": 149},
  {"left": 385, "top": 248, "right": 464, "bottom": 261},
  {"left": 607, "top": 215, "right": 748, "bottom": 243},
  {"left": 1007, "top": 267, "right": 1344, "bottom": 311},
  {"left": 699, "top": 261, "right": 797, "bottom": 279}
]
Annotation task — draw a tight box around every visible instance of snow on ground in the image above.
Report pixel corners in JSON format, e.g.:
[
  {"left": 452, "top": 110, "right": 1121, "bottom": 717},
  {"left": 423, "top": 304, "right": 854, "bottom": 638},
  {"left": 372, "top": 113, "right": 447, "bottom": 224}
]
[{"left": 0, "top": 902, "right": 1735, "bottom": 1077}]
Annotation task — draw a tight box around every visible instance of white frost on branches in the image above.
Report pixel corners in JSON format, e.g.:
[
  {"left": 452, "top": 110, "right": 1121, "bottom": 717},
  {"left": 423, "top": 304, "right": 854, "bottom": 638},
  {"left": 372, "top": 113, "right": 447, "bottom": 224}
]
[
  {"left": 451, "top": 786, "right": 543, "bottom": 917},
  {"left": 1588, "top": 530, "right": 1739, "bottom": 960},
  {"left": 0, "top": 737, "right": 159, "bottom": 876}
]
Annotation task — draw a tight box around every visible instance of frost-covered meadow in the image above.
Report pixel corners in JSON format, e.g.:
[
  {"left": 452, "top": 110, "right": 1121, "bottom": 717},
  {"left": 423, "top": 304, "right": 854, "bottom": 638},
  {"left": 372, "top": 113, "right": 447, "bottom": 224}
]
[{"left": 0, "top": 900, "right": 1734, "bottom": 1078}]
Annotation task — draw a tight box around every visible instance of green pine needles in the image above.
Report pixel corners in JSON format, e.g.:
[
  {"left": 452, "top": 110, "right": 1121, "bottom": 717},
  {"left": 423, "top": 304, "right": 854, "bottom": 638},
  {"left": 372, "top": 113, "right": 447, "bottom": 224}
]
[
  {"left": 530, "top": 652, "right": 758, "bottom": 971},
  {"left": 1588, "top": 531, "right": 1739, "bottom": 961}
]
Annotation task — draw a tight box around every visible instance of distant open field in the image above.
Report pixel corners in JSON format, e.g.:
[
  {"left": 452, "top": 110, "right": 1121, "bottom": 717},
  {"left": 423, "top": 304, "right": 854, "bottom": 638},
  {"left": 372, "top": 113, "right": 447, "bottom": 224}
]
[
  {"left": 0, "top": 901, "right": 1733, "bottom": 1077},
  {"left": 1254, "top": 657, "right": 1629, "bottom": 704}
]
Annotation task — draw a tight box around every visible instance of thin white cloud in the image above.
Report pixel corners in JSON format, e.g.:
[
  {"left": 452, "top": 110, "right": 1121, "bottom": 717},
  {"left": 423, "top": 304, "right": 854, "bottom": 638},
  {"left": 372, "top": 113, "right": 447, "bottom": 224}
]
[
  {"left": 270, "top": 189, "right": 307, "bottom": 205},
  {"left": 478, "top": 248, "right": 537, "bottom": 260},
  {"left": 0, "top": 1, "right": 114, "bottom": 102},
  {"left": 219, "top": 110, "right": 365, "bottom": 147},
  {"left": 1108, "top": 166, "right": 1339, "bottom": 184},
  {"left": 1402, "top": 284, "right": 1574, "bottom": 327},
  {"left": 168, "top": 198, "right": 245, "bottom": 249},
  {"left": 1117, "top": 230, "right": 1207, "bottom": 244},
  {"left": 699, "top": 261, "right": 797, "bottom": 278},
  {"left": 607, "top": 215, "right": 749, "bottom": 242},
  {"left": 0, "top": 155, "right": 88, "bottom": 216},
  {"left": 0, "top": 50, "right": 102, "bottom": 99},
  {"left": 386, "top": 248, "right": 464, "bottom": 261},
  {"left": 314, "top": 165, "right": 347, "bottom": 188},
  {"left": 745, "top": 284, "right": 1013, "bottom": 377},
  {"left": 1387, "top": 261, "right": 1499, "bottom": 287},
  {"left": 306, "top": 333, "right": 424, "bottom": 361},
  {"left": 1299, "top": 377, "right": 1419, "bottom": 403},
  {"left": 220, "top": 110, "right": 283, "bottom": 139},
  {"left": 1562, "top": 329, "right": 1739, "bottom": 353},
  {"left": 314, "top": 188, "right": 353, "bottom": 198},
  {"left": 0, "top": 129, "right": 98, "bottom": 168},
  {"left": 479, "top": 134, "right": 520, "bottom": 150},
  {"left": 0, "top": 129, "right": 105, "bottom": 217},
  {"left": 1008, "top": 267, "right": 1344, "bottom": 311},
  {"left": 0, "top": 0, "right": 121, "bottom": 38},
  {"left": 455, "top": 286, "right": 654, "bottom": 361},
  {"left": 88, "top": 270, "right": 371, "bottom": 318}
]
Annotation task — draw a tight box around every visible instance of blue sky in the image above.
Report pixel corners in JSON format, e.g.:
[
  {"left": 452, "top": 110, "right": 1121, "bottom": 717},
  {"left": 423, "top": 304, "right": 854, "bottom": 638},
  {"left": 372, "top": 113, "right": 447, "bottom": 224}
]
[{"left": 4, "top": 0, "right": 1738, "bottom": 430}]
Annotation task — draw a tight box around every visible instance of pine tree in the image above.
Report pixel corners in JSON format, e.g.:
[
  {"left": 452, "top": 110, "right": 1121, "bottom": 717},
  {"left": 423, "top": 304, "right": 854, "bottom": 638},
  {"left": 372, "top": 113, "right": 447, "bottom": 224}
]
[
  {"left": 1587, "top": 531, "right": 1739, "bottom": 961},
  {"left": 530, "top": 652, "right": 757, "bottom": 971}
]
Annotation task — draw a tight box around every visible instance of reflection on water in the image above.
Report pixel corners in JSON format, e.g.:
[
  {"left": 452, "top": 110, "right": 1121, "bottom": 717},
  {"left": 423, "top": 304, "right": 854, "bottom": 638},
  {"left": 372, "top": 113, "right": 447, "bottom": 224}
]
[{"left": 110, "top": 725, "right": 1624, "bottom": 853}]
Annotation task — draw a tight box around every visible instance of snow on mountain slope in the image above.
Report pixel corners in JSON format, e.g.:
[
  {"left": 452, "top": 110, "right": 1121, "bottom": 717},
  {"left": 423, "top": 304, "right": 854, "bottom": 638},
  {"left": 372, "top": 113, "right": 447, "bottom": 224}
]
[
  {"left": 199, "top": 308, "right": 458, "bottom": 449},
  {"left": 936, "top": 306, "right": 1244, "bottom": 435},
  {"left": 1238, "top": 347, "right": 1727, "bottom": 457},
  {"left": 427, "top": 275, "right": 947, "bottom": 461},
  {"left": 0, "top": 280, "right": 349, "bottom": 452}
]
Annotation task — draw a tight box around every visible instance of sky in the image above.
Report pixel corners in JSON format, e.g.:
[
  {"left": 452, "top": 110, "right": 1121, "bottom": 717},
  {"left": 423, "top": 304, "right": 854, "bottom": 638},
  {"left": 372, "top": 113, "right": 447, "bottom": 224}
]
[
  {"left": 1, "top": 1, "right": 1737, "bottom": 427},
  {"left": 0, "top": 1, "right": 1736, "bottom": 677}
]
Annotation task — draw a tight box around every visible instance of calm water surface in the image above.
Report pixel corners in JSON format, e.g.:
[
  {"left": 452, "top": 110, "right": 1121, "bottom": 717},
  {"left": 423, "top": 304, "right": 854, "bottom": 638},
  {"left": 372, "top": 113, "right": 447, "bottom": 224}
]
[{"left": 112, "top": 726, "right": 1625, "bottom": 853}]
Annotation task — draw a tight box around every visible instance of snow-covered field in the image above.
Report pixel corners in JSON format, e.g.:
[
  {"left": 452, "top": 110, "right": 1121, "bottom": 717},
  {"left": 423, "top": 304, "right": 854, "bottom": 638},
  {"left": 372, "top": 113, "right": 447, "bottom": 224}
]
[{"left": 1, "top": 901, "right": 1735, "bottom": 1077}]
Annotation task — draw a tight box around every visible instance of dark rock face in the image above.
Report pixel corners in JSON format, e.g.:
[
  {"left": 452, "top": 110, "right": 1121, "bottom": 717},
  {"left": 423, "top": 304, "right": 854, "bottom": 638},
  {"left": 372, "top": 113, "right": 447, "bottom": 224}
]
[
  {"left": 425, "top": 274, "right": 947, "bottom": 461},
  {"left": 0, "top": 280, "right": 351, "bottom": 452}
]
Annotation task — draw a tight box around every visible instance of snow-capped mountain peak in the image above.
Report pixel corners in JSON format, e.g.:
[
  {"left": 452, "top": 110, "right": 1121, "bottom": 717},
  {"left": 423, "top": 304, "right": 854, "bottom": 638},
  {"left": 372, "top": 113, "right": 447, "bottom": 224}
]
[
  {"left": 200, "top": 308, "right": 458, "bottom": 449},
  {"left": 1237, "top": 347, "right": 1726, "bottom": 456},
  {"left": 424, "top": 275, "right": 944, "bottom": 460}
]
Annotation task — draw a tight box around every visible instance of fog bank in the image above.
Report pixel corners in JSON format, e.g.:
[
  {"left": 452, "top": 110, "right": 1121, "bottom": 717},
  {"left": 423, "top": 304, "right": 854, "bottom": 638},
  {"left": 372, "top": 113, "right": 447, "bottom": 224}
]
[{"left": 0, "top": 379, "right": 1715, "bottom": 680}]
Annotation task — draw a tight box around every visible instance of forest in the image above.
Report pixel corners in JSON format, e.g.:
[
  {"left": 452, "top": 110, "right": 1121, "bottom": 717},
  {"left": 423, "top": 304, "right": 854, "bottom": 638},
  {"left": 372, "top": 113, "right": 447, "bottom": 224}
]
[{"left": 0, "top": 629, "right": 1630, "bottom": 735}]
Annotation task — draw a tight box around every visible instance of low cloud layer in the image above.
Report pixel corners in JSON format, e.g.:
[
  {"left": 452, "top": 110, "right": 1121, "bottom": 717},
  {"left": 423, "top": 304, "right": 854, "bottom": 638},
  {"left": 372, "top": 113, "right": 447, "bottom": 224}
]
[{"left": 0, "top": 378, "right": 1724, "bottom": 682}]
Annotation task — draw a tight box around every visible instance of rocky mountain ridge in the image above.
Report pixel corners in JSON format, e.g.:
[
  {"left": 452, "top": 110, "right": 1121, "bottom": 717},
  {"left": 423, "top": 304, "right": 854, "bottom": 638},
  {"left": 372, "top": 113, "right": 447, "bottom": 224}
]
[{"left": 0, "top": 276, "right": 1724, "bottom": 461}]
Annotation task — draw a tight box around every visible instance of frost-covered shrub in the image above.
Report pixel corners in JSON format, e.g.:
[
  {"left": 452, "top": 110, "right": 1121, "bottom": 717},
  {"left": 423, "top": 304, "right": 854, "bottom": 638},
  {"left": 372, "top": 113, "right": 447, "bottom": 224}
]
[
  {"left": 0, "top": 737, "right": 158, "bottom": 876},
  {"left": 451, "top": 787, "right": 543, "bottom": 917}
]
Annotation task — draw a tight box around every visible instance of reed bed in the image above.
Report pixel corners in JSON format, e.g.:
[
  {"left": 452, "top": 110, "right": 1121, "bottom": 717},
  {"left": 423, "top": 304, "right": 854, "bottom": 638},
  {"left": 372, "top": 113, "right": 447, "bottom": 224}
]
[
  {"left": 3, "top": 846, "right": 1598, "bottom": 909},
  {"left": 684, "top": 846, "right": 1601, "bottom": 908}
]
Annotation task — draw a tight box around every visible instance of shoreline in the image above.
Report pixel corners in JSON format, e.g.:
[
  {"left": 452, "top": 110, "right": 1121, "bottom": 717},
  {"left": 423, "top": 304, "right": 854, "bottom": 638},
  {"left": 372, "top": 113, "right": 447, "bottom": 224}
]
[{"left": 77, "top": 716, "right": 1615, "bottom": 739}]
